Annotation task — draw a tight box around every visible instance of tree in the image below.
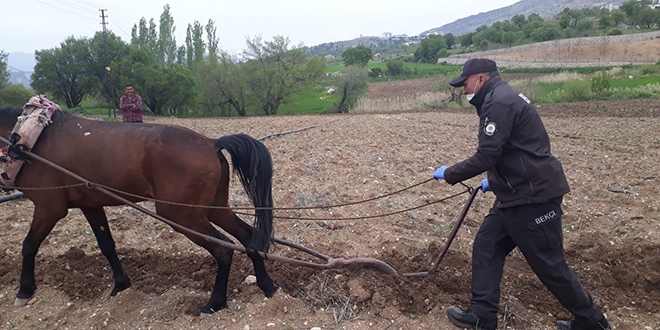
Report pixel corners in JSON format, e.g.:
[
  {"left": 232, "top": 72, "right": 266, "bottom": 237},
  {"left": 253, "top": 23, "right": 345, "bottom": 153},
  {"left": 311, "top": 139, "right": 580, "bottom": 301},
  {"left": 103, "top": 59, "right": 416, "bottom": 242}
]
[
  {"left": 192, "top": 21, "right": 206, "bottom": 69},
  {"left": 0, "top": 51, "right": 8, "bottom": 90},
  {"left": 31, "top": 37, "right": 96, "bottom": 108},
  {"left": 333, "top": 66, "right": 368, "bottom": 113},
  {"left": 385, "top": 59, "right": 407, "bottom": 76},
  {"left": 414, "top": 35, "right": 447, "bottom": 63},
  {"left": 636, "top": 7, "right": 658, "bottom": 29},
  {"left": 206, "top": 19, "right": 219, "bottom": 63},
  {"left": 501, "top": 31, "right": 518, "bottom": 47},
  {"left": 460, "top": 32, "right": 475, "bottom": 47},
  {"left": 611, "top": 11, "right": 626, "bottom": 25},
  {"left": 341, "top": 46, "right": 372, "bottom": 67},
  {"left": 183, "top": 22, "right": 206, "bottom": 71},
  {"left": 158, "top": 4, "right": 177, "bottom": 65},
  {"left": 512, "top": 14, "right": 526, "bottom": 28},
  {"left": 0, "top": 84, "right": 33, "bottom": 107},
  {"left": 113, "top": 46, "right": 196, "bottom": 115},
  {"left": 243, "top": 35, "right": 326, "bottom": 115},
  {"left": 599, "top": 14, "right": 615, "bottom": 29},
  {"left": 531, "top": 25, "right": 561, "bottom": 42},
  {"left": 88, "top": 31, "right": 131, "bottom": 108},
  {"left": 198, "top": 53, "right": 250, "bottom": 116},
  {"left": 444, "top": 33, "right": 456, "bottom": 49},
  {"left": 131, "top": 6, "right": 176, "bottom": 65}
]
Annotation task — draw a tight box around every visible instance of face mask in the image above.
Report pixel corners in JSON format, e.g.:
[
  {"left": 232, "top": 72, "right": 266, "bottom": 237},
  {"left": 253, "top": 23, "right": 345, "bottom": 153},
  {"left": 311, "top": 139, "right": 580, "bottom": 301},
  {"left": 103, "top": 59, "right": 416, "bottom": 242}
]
[{"left": 465, "top": 78, "right": 480, "bottom": 102}]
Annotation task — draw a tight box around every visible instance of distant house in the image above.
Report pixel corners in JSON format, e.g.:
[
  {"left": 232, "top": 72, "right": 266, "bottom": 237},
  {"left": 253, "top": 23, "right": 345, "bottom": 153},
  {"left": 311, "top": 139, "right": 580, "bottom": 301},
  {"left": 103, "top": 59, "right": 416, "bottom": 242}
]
[
  {"left": 598, "top": 3, "right": 620, "bottom": 11},
  {"left": 638, "top": 0, "right": 660, "bottom": 9},
  {"left": 381, "top": 32, "right": 392, "bottom": 39},
  {"left": 324, "top": 54, "right": 335, "bottom": 60},
  {"left": 390, "top": 34, "right": 408, "bottom": 41}
]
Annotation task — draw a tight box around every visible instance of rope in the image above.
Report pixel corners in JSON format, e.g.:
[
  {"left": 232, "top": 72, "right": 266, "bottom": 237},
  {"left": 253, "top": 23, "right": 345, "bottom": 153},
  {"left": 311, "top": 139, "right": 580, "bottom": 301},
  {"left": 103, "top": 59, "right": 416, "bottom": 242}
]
[
  {"left": 236, "top": 189, "right": 470, "bottom": 221},
  {"left": 94, "top": 178, "right": 435, "bottom": 210},
  {"left": 0, "top": 183, "right": 88, "bottom": 191}
]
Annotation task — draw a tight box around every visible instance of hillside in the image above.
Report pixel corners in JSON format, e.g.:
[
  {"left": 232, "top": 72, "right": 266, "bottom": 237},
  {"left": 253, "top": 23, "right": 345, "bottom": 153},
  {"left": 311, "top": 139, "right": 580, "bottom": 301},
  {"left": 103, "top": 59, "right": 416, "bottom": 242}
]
[
  {"left": 306, "top": 36, "right": 413, "bottom": 57},
  {"left": 8, "top": 66, "right": 31, "bottom": 88},
  {"left": 438, "top": 31, "right": 660, "bottom": 67},
  {"left": 422, "top": 0, "right": 627, "bottom": 35}
]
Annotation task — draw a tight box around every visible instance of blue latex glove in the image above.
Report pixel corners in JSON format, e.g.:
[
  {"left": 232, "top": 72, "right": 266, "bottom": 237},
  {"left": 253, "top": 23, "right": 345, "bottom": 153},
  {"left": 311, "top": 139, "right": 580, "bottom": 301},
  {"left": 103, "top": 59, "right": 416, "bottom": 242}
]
[
  {"left": 481, "top": 179, "right": 490, "bottom": 193},
  {"left": 433, "top": 166, "right": 447, "bottom": 180}
]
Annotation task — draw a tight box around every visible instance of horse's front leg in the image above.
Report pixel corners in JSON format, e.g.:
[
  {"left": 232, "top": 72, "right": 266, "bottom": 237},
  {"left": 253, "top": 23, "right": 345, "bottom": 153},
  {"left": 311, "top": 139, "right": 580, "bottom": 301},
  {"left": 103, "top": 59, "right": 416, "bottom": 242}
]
[
  {"left": 15, "top": 205, "right": 67, "bottom": 306},
  {"left": 81, "top": 207, "right": 131, "bottom": 296}
]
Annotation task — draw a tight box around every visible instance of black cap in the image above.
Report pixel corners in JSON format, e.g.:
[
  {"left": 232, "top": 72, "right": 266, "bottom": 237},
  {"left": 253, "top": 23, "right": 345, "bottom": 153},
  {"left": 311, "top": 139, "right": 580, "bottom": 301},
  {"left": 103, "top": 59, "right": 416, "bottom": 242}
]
[{"left": 449, "top": 58, "right": 498, "bottom": 87}]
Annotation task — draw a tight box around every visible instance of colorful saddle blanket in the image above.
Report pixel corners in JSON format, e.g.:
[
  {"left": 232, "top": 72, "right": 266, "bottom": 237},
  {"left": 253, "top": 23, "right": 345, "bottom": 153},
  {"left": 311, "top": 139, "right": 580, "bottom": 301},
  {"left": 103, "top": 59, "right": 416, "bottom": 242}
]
[{"left": 0, "top": 95, "right": 61, "bottom": 189}]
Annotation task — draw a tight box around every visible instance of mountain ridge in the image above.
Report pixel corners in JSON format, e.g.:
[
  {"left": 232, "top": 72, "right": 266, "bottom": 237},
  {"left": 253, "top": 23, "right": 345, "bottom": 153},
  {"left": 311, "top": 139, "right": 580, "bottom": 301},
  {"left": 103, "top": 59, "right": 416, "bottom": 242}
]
[{"left": 422, "top": 0, "right": 628, "bottom": 36}]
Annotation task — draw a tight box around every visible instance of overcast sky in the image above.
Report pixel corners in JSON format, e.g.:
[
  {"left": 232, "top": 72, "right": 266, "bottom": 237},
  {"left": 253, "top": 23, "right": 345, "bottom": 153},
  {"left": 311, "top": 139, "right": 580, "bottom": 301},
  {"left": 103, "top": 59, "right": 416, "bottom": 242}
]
[{"left": 2, "top": 0, "right": 520, "bottom": 55}]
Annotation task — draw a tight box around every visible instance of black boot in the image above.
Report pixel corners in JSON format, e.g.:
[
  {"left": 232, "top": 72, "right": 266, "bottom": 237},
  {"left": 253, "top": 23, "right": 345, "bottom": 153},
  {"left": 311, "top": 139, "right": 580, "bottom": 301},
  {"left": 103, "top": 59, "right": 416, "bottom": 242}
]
[
  {"left": 446, "top": 307, "right": 497, "bottom": 330},
  {"left": 556, "top": 318, "right": 611, "bottom": 330}
]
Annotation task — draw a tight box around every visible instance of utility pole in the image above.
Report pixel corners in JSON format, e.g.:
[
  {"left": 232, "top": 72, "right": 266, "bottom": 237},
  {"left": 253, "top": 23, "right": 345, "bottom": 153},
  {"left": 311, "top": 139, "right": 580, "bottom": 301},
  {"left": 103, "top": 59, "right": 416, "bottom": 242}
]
[{"left": 99, "top": 9, "right": 114, "bottom": 118}]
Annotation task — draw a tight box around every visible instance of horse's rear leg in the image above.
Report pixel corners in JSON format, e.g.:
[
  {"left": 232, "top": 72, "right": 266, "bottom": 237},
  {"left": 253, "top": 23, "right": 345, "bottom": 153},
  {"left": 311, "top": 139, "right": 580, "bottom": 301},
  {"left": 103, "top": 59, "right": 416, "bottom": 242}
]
[
  {"left": 81, "top": 207, "right": 131, "bottom": 296},
  {"left": 209, "top": 209, "right": 278, "bottom": 298},
  {"left": 157, "top": 204, "right": 235, "bottom": 314},
  {"left": 15, "top": 205, "right": 67, "bottom": 306}
]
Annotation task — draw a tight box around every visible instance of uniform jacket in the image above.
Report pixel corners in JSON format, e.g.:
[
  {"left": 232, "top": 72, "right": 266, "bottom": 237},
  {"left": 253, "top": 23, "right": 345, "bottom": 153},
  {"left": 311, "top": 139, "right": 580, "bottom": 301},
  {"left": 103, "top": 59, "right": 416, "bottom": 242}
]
[{"left": 444, "top": 75, "right": 570, "bottom": 208}]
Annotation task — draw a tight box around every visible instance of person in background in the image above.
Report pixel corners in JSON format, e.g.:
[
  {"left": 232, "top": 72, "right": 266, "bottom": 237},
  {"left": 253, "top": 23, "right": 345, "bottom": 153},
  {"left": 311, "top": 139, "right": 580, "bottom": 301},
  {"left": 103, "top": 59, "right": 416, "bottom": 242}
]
[
  {"left": 119, "top": 84, "right": 143, "bottom": 123},
  {"left": 433, "top": 58, "right": 611, "bottom": 330}
]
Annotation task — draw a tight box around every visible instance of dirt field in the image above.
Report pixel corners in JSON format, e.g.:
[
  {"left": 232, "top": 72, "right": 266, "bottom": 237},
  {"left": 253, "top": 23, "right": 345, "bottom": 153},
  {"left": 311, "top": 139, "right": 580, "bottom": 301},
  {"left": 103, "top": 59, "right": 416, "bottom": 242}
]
[
  {"left": 486, "top": 38, "right": 660, "bottom": 63},
  {"left": 0, "top": 80, "right": 659, "bottom": 330}
]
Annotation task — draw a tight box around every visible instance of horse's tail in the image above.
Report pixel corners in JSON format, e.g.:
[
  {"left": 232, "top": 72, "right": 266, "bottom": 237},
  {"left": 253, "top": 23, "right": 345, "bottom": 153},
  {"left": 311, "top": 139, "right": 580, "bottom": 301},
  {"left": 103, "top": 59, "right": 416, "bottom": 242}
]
[{"left": 215, "top": 134, "right": 273, "bottom": 252}]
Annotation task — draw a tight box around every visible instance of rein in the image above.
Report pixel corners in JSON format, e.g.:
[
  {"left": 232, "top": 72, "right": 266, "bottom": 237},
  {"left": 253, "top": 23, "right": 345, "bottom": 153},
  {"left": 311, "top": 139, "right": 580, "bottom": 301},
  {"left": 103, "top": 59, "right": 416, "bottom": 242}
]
[
  {"left": 1, "top": 169, "right": 471, "bottom": 221},
  {"left": 0, "top": 135, "right": 478, "bottom": 277}
]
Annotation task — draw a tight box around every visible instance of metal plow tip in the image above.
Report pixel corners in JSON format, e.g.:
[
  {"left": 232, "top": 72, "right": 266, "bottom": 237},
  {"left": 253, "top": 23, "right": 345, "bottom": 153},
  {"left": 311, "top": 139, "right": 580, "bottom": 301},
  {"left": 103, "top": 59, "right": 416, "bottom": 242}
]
[{"left": 326, "top": 257, "right": 397, "bottom": 275}]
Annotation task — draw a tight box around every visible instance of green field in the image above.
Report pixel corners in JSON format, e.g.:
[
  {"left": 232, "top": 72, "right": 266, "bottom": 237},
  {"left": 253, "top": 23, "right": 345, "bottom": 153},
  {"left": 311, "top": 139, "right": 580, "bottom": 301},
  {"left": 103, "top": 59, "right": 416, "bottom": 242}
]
[
  {"left": 539, "top": 75, "right": 660, "bottom": 96},
  {"left": 326, "top": 62, "right": 458, "bottom": 78},
  {"left": 278, "top": 87, "right": 337, "bottom": 114}
]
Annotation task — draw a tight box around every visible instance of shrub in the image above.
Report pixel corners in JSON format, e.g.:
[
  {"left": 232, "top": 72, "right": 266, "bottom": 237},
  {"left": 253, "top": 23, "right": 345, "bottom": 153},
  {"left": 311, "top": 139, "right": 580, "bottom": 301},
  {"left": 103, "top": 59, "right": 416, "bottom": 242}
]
[
  {"left": 548, "top": 79, "right": 592, "bottom": 102},
  {"left": 368, "top": 68, "right": 383, "bottom": 78},
  {"left": 638, "top": 64, "right": 660, "bottom": 75},
  {"left": 591, "top": 72, "right": 611, "bottom": 97},
  {"left": 510, "top": 80, "right": 542, "bottom": 104},
  {"left": 386, "top": 59, "right": 407, "bottom": 76},
  {"left": 607, "top": 28, "right": 623, "bottom": 35},
  {"left": 0, "top": 84, "right": 33, "bottom": 107}
]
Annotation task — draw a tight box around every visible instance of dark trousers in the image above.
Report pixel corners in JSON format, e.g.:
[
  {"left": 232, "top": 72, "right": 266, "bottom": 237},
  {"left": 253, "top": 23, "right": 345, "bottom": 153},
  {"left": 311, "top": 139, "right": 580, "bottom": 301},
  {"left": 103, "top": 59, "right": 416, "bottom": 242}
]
[{"left": 470, "top": 197, "right": 604, "bottom": 323}]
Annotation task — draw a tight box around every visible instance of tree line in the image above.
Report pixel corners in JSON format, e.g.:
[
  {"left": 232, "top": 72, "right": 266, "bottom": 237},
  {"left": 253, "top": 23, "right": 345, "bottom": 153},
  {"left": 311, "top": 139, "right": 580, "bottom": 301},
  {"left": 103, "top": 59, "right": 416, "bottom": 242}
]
[
  {"left": 0, "top": 4, "right": 329, "bottom": 116},
  {"left": 413, "top": 0, "right": 660, "bottom": 63}
]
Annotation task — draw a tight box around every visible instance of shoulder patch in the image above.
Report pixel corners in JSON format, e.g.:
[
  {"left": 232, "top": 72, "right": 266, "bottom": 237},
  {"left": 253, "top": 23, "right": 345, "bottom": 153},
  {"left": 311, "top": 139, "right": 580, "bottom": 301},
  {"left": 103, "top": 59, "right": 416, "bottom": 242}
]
[
  {"left": 484, "top": 122, "right": 498, "bottom": 136},
  {"left": 518, "top": 93, "right": 531, "bottom": 104}
]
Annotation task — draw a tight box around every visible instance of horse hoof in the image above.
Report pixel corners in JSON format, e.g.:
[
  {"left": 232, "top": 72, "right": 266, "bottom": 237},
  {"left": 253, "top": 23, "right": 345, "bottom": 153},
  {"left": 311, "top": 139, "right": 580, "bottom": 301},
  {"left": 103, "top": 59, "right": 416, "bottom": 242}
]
[
  {"left": 265, "top": 285, "right": 280, "bottom": 298},
  {"left": 200, "top": 312, "right": 211, "bottom": 318},
  {"left": 14, "top": 297, "right": 30, "bottom": 307}
]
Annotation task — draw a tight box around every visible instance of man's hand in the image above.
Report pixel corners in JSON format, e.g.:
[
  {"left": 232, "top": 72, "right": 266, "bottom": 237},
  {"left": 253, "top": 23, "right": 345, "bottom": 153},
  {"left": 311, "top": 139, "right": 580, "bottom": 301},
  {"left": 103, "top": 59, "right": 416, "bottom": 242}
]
[
  {"left": 433, "top": 166, "right": 447, "bottom": 180},
  {"left": 481, "top": 179, "right": 490, "bottom": 193}
]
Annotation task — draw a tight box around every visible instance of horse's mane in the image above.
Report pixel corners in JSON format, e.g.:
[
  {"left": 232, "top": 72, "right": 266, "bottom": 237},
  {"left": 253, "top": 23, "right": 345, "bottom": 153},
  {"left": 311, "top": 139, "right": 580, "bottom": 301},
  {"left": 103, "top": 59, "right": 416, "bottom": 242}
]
[
  {"left": 0, "top": 107, "right": 23, "bottom": 118},
  {"left": 0, "top": 106, "right": 76, "bottom": 128}
]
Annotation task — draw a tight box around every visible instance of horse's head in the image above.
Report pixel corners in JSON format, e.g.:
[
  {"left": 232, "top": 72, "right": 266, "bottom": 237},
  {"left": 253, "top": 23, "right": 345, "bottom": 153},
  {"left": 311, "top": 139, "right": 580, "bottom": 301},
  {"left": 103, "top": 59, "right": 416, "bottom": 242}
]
[{"left": 0, "top": 107, "right": 22, "bottom": 141}]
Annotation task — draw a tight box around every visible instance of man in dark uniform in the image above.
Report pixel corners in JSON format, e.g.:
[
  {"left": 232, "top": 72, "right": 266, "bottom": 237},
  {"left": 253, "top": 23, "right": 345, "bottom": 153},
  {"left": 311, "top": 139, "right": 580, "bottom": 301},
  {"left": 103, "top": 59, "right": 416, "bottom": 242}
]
[{"left": 433, "top": 58, "right": 611, "bottom": 330}]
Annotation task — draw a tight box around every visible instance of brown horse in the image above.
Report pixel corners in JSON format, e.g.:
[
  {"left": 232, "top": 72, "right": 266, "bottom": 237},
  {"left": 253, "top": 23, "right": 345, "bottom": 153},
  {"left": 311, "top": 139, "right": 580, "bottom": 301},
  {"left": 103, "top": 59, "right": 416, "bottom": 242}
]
[{"left": 0, "top": 107, "right": 278, "bottom": 314}]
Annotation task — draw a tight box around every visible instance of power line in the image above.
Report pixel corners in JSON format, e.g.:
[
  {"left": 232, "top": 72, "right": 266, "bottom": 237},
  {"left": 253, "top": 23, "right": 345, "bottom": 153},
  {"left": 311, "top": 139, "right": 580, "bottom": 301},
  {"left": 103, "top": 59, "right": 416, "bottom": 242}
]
[
  {"left": 52, "top": 0, "right": 97, "bottom": 14},
  {"left": 36, "top": 0, "right": 97, "bottom": 21},
  {"left": 71, "top": 0, "right": 98, "bottom": 9},
  {"left": 107, "top": 17, "right": 132, "bottom": 40}
]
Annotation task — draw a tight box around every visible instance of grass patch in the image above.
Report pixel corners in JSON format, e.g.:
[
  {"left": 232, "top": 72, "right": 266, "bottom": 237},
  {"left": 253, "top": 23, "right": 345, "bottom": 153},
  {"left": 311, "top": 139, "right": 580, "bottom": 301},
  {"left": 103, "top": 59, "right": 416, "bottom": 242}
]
[
  {"left": 326, "top": 62, "right": 458, "bottom": 79},
  {"left": 278, "top": 87, "right": 337, "bottom": 114}
]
